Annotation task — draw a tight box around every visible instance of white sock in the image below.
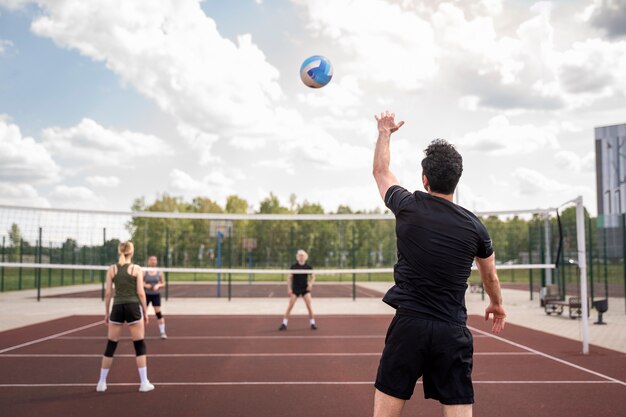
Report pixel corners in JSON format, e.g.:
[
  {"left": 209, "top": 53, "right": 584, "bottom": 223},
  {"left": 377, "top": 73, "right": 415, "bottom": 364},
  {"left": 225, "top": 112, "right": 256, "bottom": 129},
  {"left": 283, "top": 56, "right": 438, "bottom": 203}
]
[
  {"left": 138, "top": 367, "right": 149, "bottom": 384},
  {"left": 310, "top": 319, "right": 316, "bottom": 325},
  {"left": 159, "top": 324, "right": 165, "bottom": 333},
  {"left": 282, "top": 318, "right": 288, "bottom": 326},
  {"left": 99, "top": 368, "right": 109, "bottom": 383}
]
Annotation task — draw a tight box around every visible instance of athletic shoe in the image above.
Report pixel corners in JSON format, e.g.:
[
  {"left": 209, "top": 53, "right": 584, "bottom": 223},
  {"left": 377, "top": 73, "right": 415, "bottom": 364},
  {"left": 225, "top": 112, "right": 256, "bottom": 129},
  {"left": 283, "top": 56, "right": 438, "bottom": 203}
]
[
  {"left": 278, "top": 323, "right": 287, "bottom": 331},
  {"left": 96, "top": 381, "right": 107, "bottom": 392},
  {"left": 160, "top": 332, "right": 167, "bottom": 339},
  {"left": 139, "top": 382, "right": 155, "bottom": 392},
  {"left": 310, "top": 324, "right": 318, "bottom": 330}
]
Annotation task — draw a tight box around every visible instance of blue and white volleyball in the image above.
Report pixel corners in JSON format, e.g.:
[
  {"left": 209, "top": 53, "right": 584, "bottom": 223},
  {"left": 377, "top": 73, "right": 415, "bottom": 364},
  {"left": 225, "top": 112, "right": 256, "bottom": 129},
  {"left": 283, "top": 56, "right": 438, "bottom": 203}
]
[{"left": 300, "top": 55, "right": 333, "bottom": 88}]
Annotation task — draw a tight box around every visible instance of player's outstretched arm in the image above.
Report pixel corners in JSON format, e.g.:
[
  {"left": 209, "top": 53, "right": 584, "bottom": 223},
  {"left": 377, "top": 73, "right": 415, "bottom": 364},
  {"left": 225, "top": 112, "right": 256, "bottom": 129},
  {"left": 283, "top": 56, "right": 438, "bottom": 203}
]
[
  {"left": 373, "top": 111, "right": 403, "bottom": 201},
  {"left": 475, "top": 253, "right": 506, "bottom": 334}
]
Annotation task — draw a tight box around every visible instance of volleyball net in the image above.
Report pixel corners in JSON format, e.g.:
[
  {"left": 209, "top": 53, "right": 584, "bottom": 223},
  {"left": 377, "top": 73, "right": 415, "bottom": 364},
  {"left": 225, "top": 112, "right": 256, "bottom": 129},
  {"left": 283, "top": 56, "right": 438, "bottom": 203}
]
[{"left": 0, "top": 200, "right": 589, "bottom": 301}]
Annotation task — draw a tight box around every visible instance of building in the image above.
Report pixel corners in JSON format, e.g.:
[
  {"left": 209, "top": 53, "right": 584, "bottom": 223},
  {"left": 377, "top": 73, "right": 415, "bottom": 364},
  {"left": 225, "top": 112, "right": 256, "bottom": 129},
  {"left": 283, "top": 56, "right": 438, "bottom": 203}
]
[{"left": 596, "top": 123, "right": 626, "bottom": 227}]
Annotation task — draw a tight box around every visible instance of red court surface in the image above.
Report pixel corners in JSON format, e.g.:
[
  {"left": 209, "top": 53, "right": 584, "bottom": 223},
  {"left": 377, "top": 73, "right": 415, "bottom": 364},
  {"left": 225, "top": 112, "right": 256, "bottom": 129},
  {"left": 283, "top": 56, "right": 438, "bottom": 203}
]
[{"left": 0, "top": 315, "right": 624, "bottom": 417}]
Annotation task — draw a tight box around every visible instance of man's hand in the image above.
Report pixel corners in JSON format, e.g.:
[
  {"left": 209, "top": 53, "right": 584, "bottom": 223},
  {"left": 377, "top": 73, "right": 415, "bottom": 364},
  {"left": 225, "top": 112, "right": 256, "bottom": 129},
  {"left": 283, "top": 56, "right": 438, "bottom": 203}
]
[
  {"left": 375, "top": 111, "right": 404, "bottom": 136},
  {"left": 484, "top": 303, "right": 506, "bottom": 334}
]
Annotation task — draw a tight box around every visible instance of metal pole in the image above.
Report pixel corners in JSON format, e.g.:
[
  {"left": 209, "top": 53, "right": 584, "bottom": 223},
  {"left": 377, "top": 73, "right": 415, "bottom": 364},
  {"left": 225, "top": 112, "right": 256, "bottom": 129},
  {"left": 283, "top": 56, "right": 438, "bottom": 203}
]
[
  {"left": 575, "top": 197, "right": 589, "bottom": 355},
  {"left": 544, "top": 214, "right": 552, "bottom": 285},
  {"left": 165, "top": 227, "right": 170, "bottom": 301},
  {"left": 622, "top": 213, "right": 626, "bottom": 314},
  {"left": 18, "top": 238, "right": 23, "bottom": 290},
  {"left": 48, "top": 241, "right": 52, "bottom": 287},
  {"left": 37, "top": 227, "right": 42, "bottom": 301},
  {"left": 588, "top": 217, "right": 594, "bottom": 302},
  {"left": 100, "top": 228, "right": 106, "bottom": 301},
  {"left": 603, "top": 226, "right": 609, "bottom": 299},
  {"left": 228, "top": 226, "right": 232, "bottom": 301},
  {"left": 217, "top": 231, "right": 222, "bottom": 298},
  {"left": 540, "top": 224, "right": 546, "bottom": 288},
  {"left": 1, "top": 236, "right": 4, "bottom": 292},
  {"left": 528, "top": 224, "right": 533, "bottom": 301},
  {"left": 352, "top": 226, "right": 356, "bottom": 301}
]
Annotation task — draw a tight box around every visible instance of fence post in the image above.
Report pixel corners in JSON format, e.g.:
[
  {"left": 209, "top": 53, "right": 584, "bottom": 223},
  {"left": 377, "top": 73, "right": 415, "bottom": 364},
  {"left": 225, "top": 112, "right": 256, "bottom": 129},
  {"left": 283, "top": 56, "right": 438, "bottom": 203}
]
[
  {"left": 603, "top": 226, "right": 608, "bottom": 299},
  {"left": 228, "top": 226, "right": 232, "bottom": 301},
  {"left": 1, "top": 236, "right": 4, "bottom": 292},
  {"left": 18, "top": 238, "right": 23, "bottom": 290},
  {"left": 37, "top": 227, "right": 42, "bottom": 301},
  {"left": 622, "top": 213, "right": 626, "bottom": 314},
  {"left": 48, "top": 241, "right": 52, "bottom": 288},
  {"left": 528, "top": 224, "right": 533, "bottom": 301},
  {"left": 100, "top": 228, "right": 106, "bottom": 301},
  {"left": 352, "top": 226, "right": 356, "bottom": 301},
  {"left": 165, "top": 227, "right": 170, "bottom": 301},
  {"left": 217, "top": 231, "right": 222, "bottom": 298}
]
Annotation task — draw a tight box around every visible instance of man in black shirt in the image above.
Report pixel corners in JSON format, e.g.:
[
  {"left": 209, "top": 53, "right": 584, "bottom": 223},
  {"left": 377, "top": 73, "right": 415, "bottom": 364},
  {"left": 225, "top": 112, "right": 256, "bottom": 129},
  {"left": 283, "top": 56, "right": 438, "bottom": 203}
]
[{"left": 372, "top": 111, "right": 506, "bottom": 417}]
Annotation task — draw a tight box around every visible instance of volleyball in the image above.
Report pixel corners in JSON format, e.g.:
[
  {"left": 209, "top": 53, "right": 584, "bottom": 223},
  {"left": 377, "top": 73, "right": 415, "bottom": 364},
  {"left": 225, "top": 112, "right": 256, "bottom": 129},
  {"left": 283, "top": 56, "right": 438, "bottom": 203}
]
[{"left": 300, "top": 55, "right": 333, "bottom": 88}]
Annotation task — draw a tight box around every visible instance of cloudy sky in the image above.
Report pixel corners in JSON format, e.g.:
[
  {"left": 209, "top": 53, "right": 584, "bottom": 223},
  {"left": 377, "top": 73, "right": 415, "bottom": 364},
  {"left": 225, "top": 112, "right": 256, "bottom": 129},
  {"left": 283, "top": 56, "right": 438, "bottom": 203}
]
[{"left": 0, "top": 0, "right": 624, "bottom": 215}]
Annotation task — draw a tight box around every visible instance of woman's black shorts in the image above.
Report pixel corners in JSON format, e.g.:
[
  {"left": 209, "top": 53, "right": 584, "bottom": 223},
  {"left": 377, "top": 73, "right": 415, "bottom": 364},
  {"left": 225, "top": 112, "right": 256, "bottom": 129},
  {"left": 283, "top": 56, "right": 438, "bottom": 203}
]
[
  {"left": 109, "top": 303, "right": 143, "bottom": 325},
  {"left": 292, "top": 288, "right": 310, "bottom": 297},
  {"left": 146, "top": 293, "right": 161, "bottom": 307},
  {"left": 375, "top": 312, "right": 474, "bottom": 405}
]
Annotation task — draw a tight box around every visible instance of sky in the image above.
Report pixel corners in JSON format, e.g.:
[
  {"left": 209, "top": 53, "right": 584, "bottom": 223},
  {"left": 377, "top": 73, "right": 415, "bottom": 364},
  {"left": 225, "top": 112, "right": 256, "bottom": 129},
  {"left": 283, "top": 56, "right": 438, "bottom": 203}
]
[{"left": 0, "top": 0, "right": 625, "bottom": 216}]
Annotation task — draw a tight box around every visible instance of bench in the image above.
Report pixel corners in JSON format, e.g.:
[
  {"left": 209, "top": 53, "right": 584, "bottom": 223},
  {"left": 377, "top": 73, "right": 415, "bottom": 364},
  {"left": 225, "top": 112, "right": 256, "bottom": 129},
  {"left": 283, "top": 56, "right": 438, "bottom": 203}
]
[
  {"left": 469, "top": 282, "right": 483, "bottom": 293},
  {"left": 544, "top": 296, "right": 588, "bottom": 319}
]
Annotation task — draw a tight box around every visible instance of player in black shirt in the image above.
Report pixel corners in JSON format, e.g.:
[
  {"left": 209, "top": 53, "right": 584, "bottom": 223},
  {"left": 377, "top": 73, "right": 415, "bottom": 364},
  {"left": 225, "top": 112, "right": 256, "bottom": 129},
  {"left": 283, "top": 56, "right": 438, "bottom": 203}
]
[
  {"left": 371, "top": 111, "right": 506, "bottom": 417},
  {"left": 278, "top": 249, "right": 317, "bottom": 330}
]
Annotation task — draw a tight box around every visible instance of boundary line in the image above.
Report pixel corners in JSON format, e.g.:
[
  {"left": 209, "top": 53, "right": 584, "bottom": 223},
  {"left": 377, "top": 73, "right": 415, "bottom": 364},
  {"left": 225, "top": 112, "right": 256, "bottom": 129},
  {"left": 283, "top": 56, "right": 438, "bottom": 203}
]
[
  {"left": 57, "top": 335, "right": 386, "bottom": 340},
  {"left": 0, "top": 380, "right": 619, "bottom": 388},
  {"left": 0, "top": 321, "right": 103, "bottom": 354},
  {"left": 468, "top": 325, "right": 626, "bottom": 387},
  {"left": 0, "top": 352, "right": 535, "bottom": 358}
]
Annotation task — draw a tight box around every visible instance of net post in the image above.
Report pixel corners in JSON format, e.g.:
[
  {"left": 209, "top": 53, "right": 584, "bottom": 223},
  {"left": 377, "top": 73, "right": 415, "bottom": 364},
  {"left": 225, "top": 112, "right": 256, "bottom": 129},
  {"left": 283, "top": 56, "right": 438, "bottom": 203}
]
[
  {"left": 165, "top": 226, "right": 170, "bottom": 301},
  {"left": 37, "top": 227, "right": 42, "bottom": 302},
  {"left": 575, "top": 196, "right": 589, "bottom": 354},
  {"left": 544, "top": 213, "right": 552, "bottom": 285},
  {"left": 60, "top": 239, "right": 65, "bottom": 287},
  {"left": 228, "top": 226, "right": 232, "bottom": 302}
]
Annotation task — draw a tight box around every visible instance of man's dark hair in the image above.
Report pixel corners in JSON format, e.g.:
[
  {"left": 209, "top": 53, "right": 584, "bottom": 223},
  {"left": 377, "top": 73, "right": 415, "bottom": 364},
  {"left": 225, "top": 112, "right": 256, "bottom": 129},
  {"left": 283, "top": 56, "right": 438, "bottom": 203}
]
[{"left": 421, "top": 139, "right": 463, "bottom": 195}]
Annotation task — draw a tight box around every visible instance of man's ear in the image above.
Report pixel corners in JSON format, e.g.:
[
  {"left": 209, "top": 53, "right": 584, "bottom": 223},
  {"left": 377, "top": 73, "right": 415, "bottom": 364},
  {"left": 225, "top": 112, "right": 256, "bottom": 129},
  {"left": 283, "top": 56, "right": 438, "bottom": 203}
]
[{"left": 422, "top": 175, "right": 430, "bottom": 192}]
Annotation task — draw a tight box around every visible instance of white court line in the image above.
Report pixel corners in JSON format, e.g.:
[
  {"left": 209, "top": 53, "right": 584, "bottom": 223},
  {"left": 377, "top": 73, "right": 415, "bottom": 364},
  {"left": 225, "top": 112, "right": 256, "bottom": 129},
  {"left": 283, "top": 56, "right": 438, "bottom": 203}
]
[
  {"left": 0, "top": 380, "right": 620, "bottom": 388},
  {"left": 468, "top": 325, "right": 626, "bottom": 387},
  {"left": 0, "top": 352, "right": 535, "bottom": 358},
  {"left": 0, "top": 321, "right": 103, "bottom": 354},
  {"left": 57, "top": 335, "right": 385, "bottom": 340}
]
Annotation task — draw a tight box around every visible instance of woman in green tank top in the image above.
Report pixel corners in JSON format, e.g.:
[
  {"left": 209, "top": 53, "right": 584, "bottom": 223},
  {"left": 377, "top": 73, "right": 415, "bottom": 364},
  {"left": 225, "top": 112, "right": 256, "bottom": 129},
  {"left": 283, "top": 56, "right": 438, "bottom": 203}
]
[{"left": 95, "top": 241, "right": 154, "bottom": 393}]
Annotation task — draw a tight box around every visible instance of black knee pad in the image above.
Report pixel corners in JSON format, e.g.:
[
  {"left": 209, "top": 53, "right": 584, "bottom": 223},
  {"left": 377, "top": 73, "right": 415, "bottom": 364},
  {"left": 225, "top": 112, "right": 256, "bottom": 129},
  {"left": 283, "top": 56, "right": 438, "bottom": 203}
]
[
  {"left": 156, "top": 311, "right": 163, "bottom": 319},
  {"left": 104, "top": 339, "right": 118, "bottom": 358},
  {"left": 133, "top": 339, "right": 147, "bottom": 356}
]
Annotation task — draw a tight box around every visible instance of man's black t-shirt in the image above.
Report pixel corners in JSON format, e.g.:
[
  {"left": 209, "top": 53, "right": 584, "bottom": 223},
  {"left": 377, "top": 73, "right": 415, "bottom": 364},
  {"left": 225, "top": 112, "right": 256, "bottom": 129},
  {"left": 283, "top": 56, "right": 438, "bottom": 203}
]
[
  {"left": 290, "top": 263, "right": 313, "bottom": 291},
  {"left": 384, "top": 185, "right": 494, "bottom": 325}
]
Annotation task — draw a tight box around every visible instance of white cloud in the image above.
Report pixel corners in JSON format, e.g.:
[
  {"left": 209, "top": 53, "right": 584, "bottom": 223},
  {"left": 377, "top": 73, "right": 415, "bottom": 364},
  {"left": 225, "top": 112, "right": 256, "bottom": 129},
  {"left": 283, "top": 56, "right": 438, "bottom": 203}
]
[
  {"left": 86, "top": 175, "right": 121, "bottom": 188},
  {"left": 512, "top": 167, "right": 589, "bottom": 197},
  {"left": 0, "top": 39, "right": 13, "bottom": 55},
  {"left": 168, "top": 168, "right": 241, "bottom": 203},
  {"left": 0, "top": 118, "right": 60, "bottom": 182},
  {"left": 41, "top": 118, "right": 171, "bottom": 169},
  {"left": 49, "top": 185, "right": 103, "bottom": 208},
  {"left": 554, "top": 150, "right": 595, "bottom": 173},
  {"left": 253, "top": 158, "right": 295, "bottom": 175},
  {"left": 293, "top": 0, "right": 438, "bottom": 90},
  {"left": 0, "top": 182, "right": 50, "bottom": 207},
  {"left": 297, "top": 75, "right": 363, "bottom": 117},
  {"left": 28, "top": 0, "right": 283, "bottom": 135},
  {"left": 455, "top": 115, "right": 559, "bottom": 155}
]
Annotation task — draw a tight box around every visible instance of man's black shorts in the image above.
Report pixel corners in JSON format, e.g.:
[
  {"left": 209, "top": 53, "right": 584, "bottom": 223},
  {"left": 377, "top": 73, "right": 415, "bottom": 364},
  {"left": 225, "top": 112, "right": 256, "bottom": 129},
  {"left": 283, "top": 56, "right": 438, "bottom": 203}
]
[
  {"left": 375, "top": 311, "right": 474, "bottom": 405},
  {"left": 146, "top": 293, "right": 161, "bottom": 307},
  {"left": 109, "top": 303, "right": 143, "bottom": 325}
]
